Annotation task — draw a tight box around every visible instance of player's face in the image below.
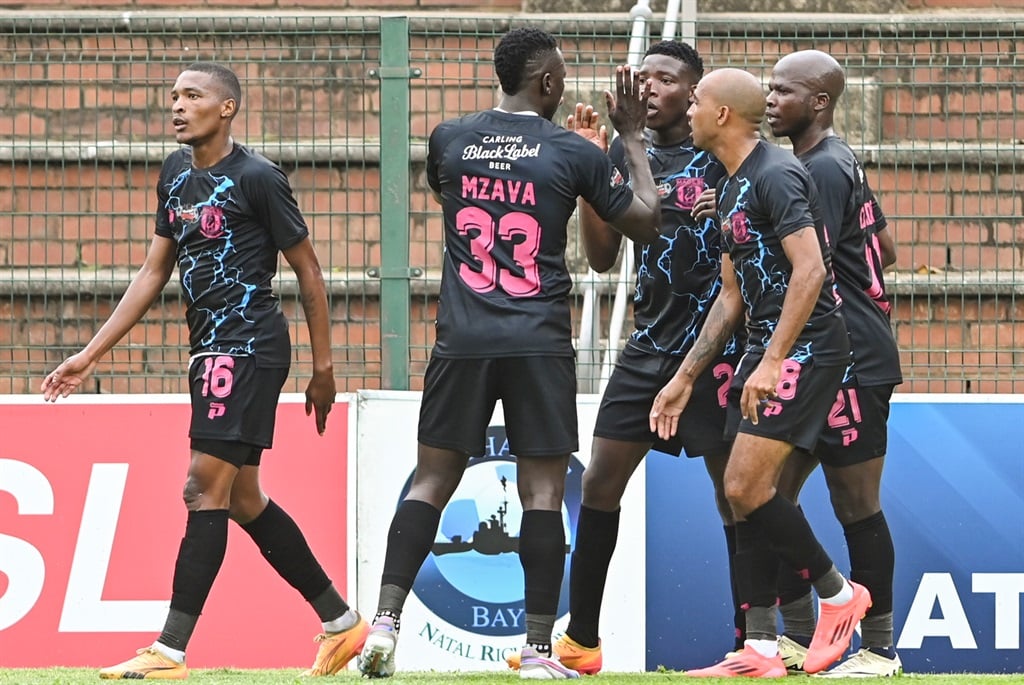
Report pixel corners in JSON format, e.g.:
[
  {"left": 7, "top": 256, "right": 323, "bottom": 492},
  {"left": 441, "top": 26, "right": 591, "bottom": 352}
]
[
  {"left": 169, "top": 70, "right": 234, "bottom": 146},
  {"left": 639, "top": 54, "right": 699, "bottom": 134},
  {"left": 765, "top": 64, "right": 818, "bottom": 139},
  {"left": 686, "top": 81, "right": 715, "bottom": 150}
]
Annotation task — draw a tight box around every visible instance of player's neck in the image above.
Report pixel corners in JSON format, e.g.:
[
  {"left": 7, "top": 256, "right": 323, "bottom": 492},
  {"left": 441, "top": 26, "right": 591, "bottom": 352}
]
[
  {"left": 495, "top": 94, "right": 542, "bottom": 117},
  {"left": 716, "top": 135, "right": 760, "bottom": 176},
  {"left": 191, "top": 134, "right": 235, "bottom": 169},
  {"left": 790, "top": 124, "right": 835, "bottom": 156},
  {"left": 650, "top": 121, "right": 692, "bottom": 147}
]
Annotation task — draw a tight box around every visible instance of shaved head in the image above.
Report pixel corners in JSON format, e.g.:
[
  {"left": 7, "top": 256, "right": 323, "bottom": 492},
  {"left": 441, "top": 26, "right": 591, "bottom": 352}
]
[
  {"left": 773, "top": 50, "right": 845, "bottom": 102},
  {"left": 702, "top": 68, "right": 766, "bottom": 127}
]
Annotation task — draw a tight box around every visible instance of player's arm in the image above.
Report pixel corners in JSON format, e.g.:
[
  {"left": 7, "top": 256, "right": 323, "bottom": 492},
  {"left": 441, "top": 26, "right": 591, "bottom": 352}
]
[
  {"left": 579, "top": 199, "right": 622, "bottom": 273},
  {"left": 604, "top": 65, "right": 660, "bottom": 243},
  {"left": 42, "top": 235, "right": 176, "bottom": 400},
  {"left": 283, "top": 238, "right": 336, "bottom": 435},
  {"left": 650, "top": 253, "right": 744, "bottom": 438},
  {"left": 568, "top": 104, "right": 624, "bottom": 272},
  {"left": 740, "top": 226, "right": 824, "bottom": 423},
  {"left": 876, "top": 226, "right": 896, "bottom": 268},
  {"left": 683, "top": 252, "right": 745, "bottom": 379}
]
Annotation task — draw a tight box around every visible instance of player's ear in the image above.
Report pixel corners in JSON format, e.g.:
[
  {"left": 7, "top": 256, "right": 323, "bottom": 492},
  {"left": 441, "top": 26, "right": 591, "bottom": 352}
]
[
  {"left": 542, "top": 71, "right": 553, "bottom": 96},
  {"left": 221, "top": 98, "right": 237, "bottom": 120}
]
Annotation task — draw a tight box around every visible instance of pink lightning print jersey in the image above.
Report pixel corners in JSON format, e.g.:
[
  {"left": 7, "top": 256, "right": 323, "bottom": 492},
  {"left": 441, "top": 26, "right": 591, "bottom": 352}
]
[{"left": 426, "top": 109, "right": 634, "bottom": 358}]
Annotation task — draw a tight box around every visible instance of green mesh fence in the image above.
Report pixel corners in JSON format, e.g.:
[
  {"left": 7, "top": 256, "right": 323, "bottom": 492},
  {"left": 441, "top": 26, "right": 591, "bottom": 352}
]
[{"left": 1, "top": 13, "right": 1021, "bottom": 394}]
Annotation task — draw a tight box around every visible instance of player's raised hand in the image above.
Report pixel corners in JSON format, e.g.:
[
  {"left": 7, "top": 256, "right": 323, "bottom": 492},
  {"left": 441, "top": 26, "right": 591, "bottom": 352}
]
[
  {"left": 305, "top": 370, "right": 336, "bottom": 435},
  {"left": 606, "top": 64, "right": 651, "bottom": 138},
  {"left": 41, "top": 351, "right": 98, "bottom": 402},
  {"left": 567, "top": 102, "right": 609, "bottom": 152}
]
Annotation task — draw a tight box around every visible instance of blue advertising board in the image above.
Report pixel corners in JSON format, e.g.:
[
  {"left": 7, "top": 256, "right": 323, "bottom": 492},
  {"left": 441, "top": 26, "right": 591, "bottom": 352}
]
[{"left": 645, "top": 397, "right": 1024, "bottom": 673}]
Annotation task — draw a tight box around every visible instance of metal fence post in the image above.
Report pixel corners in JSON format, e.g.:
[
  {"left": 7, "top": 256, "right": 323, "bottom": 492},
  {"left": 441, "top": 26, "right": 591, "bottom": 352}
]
[{"left": 373, "top": 16, "right": 421, "bottom": 390}]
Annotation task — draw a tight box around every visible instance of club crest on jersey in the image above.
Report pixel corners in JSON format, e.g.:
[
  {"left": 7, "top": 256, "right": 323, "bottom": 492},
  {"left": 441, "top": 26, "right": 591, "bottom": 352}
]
[
  {"left": 200, "top": 205, "right": 226, "bottom": 239},
  {"left": 728, "top": 210, "right": 751, "bottom": 243},
  {"left": 674, "top": 177, "right": 706, "bottom": 211}
]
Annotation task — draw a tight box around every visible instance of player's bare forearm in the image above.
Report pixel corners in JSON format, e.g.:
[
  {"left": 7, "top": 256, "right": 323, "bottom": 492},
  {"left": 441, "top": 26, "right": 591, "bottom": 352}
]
[
  {"left": 43, "top": 236, "right": 174, "bottom": 400},
  {"left": 579, "top": 199, "right": 622, "bottom": 273},
  {"left": 768, "top": 227, "right": 826, "bottom": 364},
  {"left": 285, "top": 240, "right": 334, "bottom": 374},
  {"left": 285, "top": 239, "right": 337, "bottom": 434},
  {"left": 678, "top": 291, "right": 743, "bottom": 380},
  {"left": 615, "top": 134, "right": 661, "bottom": 244}
]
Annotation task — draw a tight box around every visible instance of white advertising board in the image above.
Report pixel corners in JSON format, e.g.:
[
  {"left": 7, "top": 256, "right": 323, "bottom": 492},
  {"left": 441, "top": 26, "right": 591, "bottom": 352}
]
[{"left": 354, "top": 390, "right": 646, "bottom": 673}]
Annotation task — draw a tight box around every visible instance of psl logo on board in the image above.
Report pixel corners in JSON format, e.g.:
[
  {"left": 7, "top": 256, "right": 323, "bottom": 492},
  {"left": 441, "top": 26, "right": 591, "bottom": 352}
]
[{"left": 397, "top": 426, "right": 583, "bottom": 662}]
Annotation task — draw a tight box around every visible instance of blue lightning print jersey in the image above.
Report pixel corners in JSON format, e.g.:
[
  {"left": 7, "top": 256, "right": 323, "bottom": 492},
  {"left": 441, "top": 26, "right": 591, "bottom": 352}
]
[
  {"left": 608, "top": 134, "right": 740, "bottom": 357},
  {"left": 800, "top": 136, "right": 902, "bottom": 386},
  {"left": 154, "top": 144, "right": 309, "bottom": 367},
  {"left": 717, "top": 141, "right": 848, "bottom": 366}
]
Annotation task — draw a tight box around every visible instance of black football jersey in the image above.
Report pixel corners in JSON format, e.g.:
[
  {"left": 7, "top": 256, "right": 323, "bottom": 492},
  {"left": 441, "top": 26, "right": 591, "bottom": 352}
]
[
  {"left": 427, "top": 110, "right": 634, "bottom": 358},
  {"left": 155, "top": 144, "right": 307, "bottom": 367},
  {"left": 608, "top": 135, "right": 739, "bottom": 357},
  {"left": 799, "top": 137, "right": 902, "bottom": 386},
  {"left": 716, "top": 141, "right": 848, "bottom": 366}
]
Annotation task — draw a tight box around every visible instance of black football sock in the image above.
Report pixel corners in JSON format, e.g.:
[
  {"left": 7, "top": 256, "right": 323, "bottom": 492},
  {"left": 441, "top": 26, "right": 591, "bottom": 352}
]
[
  {"left": 566, "top": 505, "right": 619, "bottom": 649},
  {"left": 744, "top": 493, "right": 835, "bottom": 589},
  {"left": 723, "top": 524, "right": 745, "bottom": 650},
  {"left": 378, "top": 499, "right": 442, "bottom": 614},
  {"left": 161, "top": 509, "right": 229, "bottom": 650},
  {"left": 520, "top": 510, "right": 566, "bottom": 646},
  {"left": 734, "top": 521, "right": 780, "bottom": 642},
  {"left": 845, "top": 511, "right": 895, "bottom": 647},
  {"left": 240, "top": 500, "right": 348, "bottom": 621}
]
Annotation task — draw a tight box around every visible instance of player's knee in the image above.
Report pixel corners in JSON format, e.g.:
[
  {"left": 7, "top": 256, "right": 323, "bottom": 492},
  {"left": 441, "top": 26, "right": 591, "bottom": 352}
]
[
  {"left": 181, "top": 478, "right": 204, "bottom": 509},
  {"left": 581, "top": 469, "right": 625, "bottom": 510},
  {"left": 829, "top": 490, "right": 880, "bottom": 525},
  {"left": 723, "top": 479, "right": 762, "bottom": 517}
]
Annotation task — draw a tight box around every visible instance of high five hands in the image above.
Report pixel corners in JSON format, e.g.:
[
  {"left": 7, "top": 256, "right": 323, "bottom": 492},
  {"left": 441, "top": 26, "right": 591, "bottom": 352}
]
[
  {"left": 606, "top": 64, "right": 651, "bottom": 137},
  {"left": 566, "top": 102, "right": 609, "bottom": 151}
]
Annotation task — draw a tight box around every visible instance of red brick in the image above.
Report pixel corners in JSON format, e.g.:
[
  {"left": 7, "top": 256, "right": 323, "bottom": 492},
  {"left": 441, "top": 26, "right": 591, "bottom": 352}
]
[
  {"left": 896, "top": 321, "right": 964, "bottom": 350},
  {"left": 918, "top": 220, "right": 989, "bottom": 245},
  {"left": 894, "top": 244, "right": 947, "bottom": 272},
  {"left": 949, "top": 245, "right": 1021, "bottom": 270},
  {"left": 970, "top": 322, "right": 1024, "bottom": 349},
  {"left": 968, "top": 379, "right": 1020, "bottom": 394}
]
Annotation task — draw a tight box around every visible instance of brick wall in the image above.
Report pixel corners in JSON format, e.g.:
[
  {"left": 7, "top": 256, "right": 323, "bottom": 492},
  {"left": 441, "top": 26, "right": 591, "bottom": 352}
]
[
  {"left": 2, "top": 13, "right": 1022, "bottom": 393},
  {"left": 7, "top": 0, "right": 1024, "bottom": 10},
  {"left": 2, "top": 0, "right": 524, "bottom": 9}
]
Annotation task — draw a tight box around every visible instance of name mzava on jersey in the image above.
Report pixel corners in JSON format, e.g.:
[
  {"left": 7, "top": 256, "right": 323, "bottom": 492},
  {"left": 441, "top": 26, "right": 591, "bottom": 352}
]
[{"left": 461, "top": 176, "right": 537, "bottom": 205}]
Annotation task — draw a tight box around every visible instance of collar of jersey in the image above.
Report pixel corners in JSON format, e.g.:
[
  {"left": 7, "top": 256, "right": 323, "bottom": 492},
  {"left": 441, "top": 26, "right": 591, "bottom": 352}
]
[{"left": 492, "top": 107, "right": 540, "bottom": 116}]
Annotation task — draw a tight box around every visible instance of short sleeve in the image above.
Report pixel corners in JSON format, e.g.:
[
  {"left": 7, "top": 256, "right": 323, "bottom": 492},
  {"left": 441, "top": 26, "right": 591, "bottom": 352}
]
[
  {"left": 574, "top": 139, "right": 633, "bottom": 223},
  {"left": 760, "top": 162, "right": 816, "bottom": 240},
  {"left": 427, "top": 121, "right": 456, "bottom": 196},
  {"left": 804, "top": 156, "right": 851, "bottom": 247},
  {"left": 243, "top": 162, "right": 309, "bottom": 251},
  {"left": 153, "top": 155, "right": 180, "bottom": 238}
]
